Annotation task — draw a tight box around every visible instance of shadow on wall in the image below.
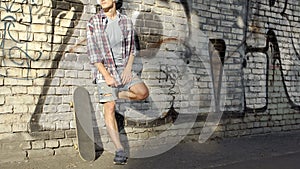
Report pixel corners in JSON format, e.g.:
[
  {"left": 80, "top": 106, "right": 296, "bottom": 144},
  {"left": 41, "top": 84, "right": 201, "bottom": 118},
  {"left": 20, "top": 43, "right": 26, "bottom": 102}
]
[
  {"left": 29, "top": 0, "right": 84, "bottom": 132},
  {"left": 28, "top": 0, "right": 200, "bottom": 132},
  {"left": 119, "top": 0, "right": 195, "bottom": 125}
]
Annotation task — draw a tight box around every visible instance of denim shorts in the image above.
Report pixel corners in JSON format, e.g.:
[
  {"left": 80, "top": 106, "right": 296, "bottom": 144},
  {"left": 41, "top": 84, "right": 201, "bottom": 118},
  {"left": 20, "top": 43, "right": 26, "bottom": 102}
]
[{"left": 97, "top": 71, "right": 143, "bottom": 103}]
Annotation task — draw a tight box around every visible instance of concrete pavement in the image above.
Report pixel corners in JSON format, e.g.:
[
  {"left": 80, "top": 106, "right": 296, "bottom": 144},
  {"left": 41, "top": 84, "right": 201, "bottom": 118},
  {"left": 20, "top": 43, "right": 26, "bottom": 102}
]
[{"left": 1, "top": 130, "right": 300, "bottom": 169}]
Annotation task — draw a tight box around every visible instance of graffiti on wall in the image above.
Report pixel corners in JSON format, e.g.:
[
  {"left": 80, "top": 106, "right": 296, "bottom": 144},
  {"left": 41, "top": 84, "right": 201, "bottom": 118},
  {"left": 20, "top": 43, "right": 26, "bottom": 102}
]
[
  {"left": 0, "top": 0, "right": 84, "bottom": 77},
  {"left": 1, "top": 0, "right": 299, "bottom": 158},
  {"left": 114, "top": 0, "right": 230, "bottom": 157},
  {"left": 0, "top": 0, "right": 228, "bottom": 134},
  {"left": 243, "top": 0, "right": 300, "bottom": 112},
  {"left": 0, "top": 0, "right": 83, "bottom": 131},
  {"left": 0, "top": 0, "right": 43, "bottom": 78}
]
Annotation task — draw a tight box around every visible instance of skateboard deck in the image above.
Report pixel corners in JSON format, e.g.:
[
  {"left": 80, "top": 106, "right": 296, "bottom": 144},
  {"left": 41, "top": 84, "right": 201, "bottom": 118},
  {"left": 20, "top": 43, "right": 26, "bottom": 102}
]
[{"left": 73, "top": 87, "right": 96, "bottom": 161}]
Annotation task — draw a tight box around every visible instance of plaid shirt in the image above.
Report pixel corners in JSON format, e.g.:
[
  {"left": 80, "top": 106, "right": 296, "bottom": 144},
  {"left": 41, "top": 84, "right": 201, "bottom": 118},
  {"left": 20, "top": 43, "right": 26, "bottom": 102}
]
[{"left": 86, "top": 10, "right": 135, "bottom": 86}]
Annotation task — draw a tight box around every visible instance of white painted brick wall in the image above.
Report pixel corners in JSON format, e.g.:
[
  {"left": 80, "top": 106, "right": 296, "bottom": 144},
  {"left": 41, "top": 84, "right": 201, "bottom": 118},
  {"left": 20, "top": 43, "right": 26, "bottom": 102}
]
[{"left": 0, "top": 0, "right": 299, "bottom": 161}]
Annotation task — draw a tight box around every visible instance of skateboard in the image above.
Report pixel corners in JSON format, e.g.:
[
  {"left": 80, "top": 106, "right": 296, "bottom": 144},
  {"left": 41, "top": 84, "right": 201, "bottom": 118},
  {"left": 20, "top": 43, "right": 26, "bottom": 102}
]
[{"left": 73, "top": 87, "right": 96, "bottom": 161}]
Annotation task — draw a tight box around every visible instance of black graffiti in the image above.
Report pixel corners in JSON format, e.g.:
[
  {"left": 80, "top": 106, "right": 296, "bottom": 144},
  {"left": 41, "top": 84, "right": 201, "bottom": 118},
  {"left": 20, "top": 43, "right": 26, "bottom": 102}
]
[
  {"left": 158, "top": 64, "right": 180, "bottom": 122},
  {"left": 209, "top": 39, "right": 226, "bottom": 113},
  {"left": 269, "top": 0, "right": 276, "bottom": 7},
  {"left": 244, "top": 0, "right": 300, "bottom": 112}
]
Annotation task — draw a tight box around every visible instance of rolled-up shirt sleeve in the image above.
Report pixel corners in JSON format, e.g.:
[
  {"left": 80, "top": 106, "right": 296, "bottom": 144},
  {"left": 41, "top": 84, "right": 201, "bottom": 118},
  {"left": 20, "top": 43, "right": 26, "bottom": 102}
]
[{"left": 87, "top": 21, "right": 103, "bottom": 64}]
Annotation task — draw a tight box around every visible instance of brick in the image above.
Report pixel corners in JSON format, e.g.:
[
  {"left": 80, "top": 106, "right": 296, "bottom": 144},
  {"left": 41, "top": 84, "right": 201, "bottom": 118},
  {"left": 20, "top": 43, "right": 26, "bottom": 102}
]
[
  {"left": 0, "top": 114, "right": 21, "bottom": 125},
  {"left": 55, "top": 121, "right": 70, "bottom": 130},
  {"left": 286, "top": 120, "right": 296, "bottom": 125},
  {"left": 294, "top": 114, "right": 300, "bottom": 119},
  {"left": 59, "top": 138, "right": 74, "bottom": 147},
  {"left": 32, "top": 140, "right": 45, "bottom": 149},
  {"left": 272, "top": 115, "right": 283, "bottom": 121},
  {"left": 70, "top": 120, "right": 76, "bottom": 129},
  {"left": 31, "top": 24, "right": 51, "bottom": 33},
  {"left": 49, "top": 131, "right": 65, "bottom": 139},
  {"left": 57, "top": 104, "right": 71, "bottom": 112},
  {"left": 45, "top": 140, "right": 59, "bottom": 148},
  {"left": 12, "top": 123, "right": 28, "bottom": 132},
  {"left": 20, "top": 142, "right": 32, "bottom": 150},
  {"left": 226, "top": 124, "right": 240, "bottom": 130},
  {"left": 0, "top": 87, "right": 12, "bottom": 94},
  {"left": 49, "top": 78, "right": 61, "bottom": 86},
  {"left": 29, "top": 132, "right": 50, "bottom": 140},
  {"left": 271, "top": 127, "right": 282, "bottom": 132},
  {"left": 0, "top": 77, "right": 3, "bottom": 85},
  {"left": 19, "top": 32, "right": 34, "bottom": 41},
  {"left": 60, "top": 19, "right": 74, "bottom": 28},
  {"left": 54, "top": 27, "right": 70, "bottom": 36},
  {"left": 34, "top": 69, "right": 49, "bottom": 78},
  {"left": 31, "top": 60, "right": 54, "bottom": 69},
  {"left": 52, "top": 35, "right": 62, "bottom": 43},
  {"left": 27, "top": 87, "right": 43, "bottom": 95},
  {"left": 40, "top": 122, "right": 55, "bottom": 131},
  {"left": 78, "top": 71, "right": 91, "bottom": 78},
  {"left": 56, "top": 87, "right": 70, "bottom": 95},
  {"left": 31, "top": 15, "right": 47, "bottom": 24},
  {"left": 11, "top": 86, "right": 27, "bottom": 94},
  {"left": 65, "top": 130, "right": 77, "bottom": 138},
  {"left": 45, "top": 113, "right": 73, "bottom": 123},
  {"left": 6, "top": 95, "right": 35, "bottom": 105},
  {"left": 246, "top": 122, "right": 254, "bottom": 128},
  {"left": 13, "top": 105, "right": 29, "bottom": 113},
  {"left": 32, "top": 78, "right": 46, "bottom": 86},
  {"left": 43, "top": 105, "right": 57, "bottom": 113},
  {"left": 251, "top": 128, "right": 264, "bottom": 134},
  {"left": 0, "top": 95, "right": 4, "bottom": 105},
  {"left": 0, "top": 105, "right": 13, "bottom": 114},
  {"left": 0, "top": 124, "right": 11, "bottom": 133},
  {"left": 64, "top": 53, "right": 78, "bottom": 61},
  {"left": 58, "top": 61, "right": 84, "bottom": 70},
  {"left": 65, "top": 70, "right": 78, "bottom": 78},
  {"left": 7, "top": 68, "right": 23, "bottom": 78},
  {"left": 282, "top": 125, "right": 292, "bottom": 131}
]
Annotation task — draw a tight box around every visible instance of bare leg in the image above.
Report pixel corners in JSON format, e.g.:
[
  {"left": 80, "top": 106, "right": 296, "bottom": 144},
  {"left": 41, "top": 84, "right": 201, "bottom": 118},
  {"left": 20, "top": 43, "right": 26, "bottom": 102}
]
[
  {"left": 118, "top": 83, "right": 149, "bottom": 101},
  {"left": 103, "top": 83, "right": 148, "bottom": 151},
  {"left": 103, "top": 101, "right": 123, "bottom": 150}
]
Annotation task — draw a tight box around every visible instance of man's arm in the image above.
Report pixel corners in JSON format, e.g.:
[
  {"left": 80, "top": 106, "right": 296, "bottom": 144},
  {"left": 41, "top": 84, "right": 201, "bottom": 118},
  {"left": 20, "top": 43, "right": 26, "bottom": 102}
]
[
  {"left": 86, "top": 21, "right": 103, "bottom": 64},
  {"left": 121, "top": 52, "right": 134, "bottom": 84},
  {"left": 94, "top": 62, "right": 118, "bottom": 87},
  {"left": 87, "top": 19, "right": 117, "bottom": 87},
  {"left": 121, "top": 18, "right": 136, "bottom": 84}
]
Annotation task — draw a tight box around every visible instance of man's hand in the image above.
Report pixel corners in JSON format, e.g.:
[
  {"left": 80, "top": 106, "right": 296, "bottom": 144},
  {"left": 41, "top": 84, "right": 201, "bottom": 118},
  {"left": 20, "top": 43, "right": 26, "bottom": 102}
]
[
  {"left": 94, "top": 62, "right": 118, "bottom": 87},
  {"left": 121, "top": 66, "right": 133, "bottom": 85},
  {"left": 105, "top": 75, "right": 118, "bottom": 87}
]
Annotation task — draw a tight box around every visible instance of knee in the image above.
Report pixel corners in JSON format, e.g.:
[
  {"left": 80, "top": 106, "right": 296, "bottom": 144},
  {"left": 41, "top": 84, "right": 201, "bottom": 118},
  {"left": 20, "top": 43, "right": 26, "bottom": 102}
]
[
  {"left": 137, "top": 89, "right": 149, "bottom": 100},
  {"left": 103, "top": 101, "right": 115, "bottom": 116}
]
